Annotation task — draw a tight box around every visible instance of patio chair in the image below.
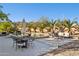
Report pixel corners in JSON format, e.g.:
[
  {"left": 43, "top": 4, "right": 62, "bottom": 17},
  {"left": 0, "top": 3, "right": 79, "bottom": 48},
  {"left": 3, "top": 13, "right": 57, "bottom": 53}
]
[
  {"left": 16, "top": 39, "right": 28, "bottom": 48},
  {"left": 16, "top": 36, "right": 34, "bottom": 48},
  {"left": 10, "top": 35, "right": 27, "bottom": 48},
  {"left": 10, "top": 35, "right": 17, "bottom": 47},
  {"left": 28, "top": 37, "right": 35, "bottom": 46}
]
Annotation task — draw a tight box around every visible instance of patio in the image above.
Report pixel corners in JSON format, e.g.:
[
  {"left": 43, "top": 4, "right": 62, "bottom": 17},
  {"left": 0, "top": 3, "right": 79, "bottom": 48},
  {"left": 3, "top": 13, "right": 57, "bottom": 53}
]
[{"left": 0, "top": 36, "right": 73, "bottom": 56}]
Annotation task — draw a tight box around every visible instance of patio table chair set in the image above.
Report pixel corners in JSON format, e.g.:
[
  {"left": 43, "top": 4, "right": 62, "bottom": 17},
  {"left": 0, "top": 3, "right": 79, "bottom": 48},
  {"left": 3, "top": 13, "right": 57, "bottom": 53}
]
[{"left": 10, "top": 34, "right": 35, "bottom": 49}]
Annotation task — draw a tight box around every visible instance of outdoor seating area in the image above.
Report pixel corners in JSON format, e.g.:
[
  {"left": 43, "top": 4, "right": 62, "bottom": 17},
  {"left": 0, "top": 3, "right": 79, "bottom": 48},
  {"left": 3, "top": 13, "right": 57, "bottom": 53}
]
[{"left": 9, "top": 34, "right": 35, "bottom": 49}]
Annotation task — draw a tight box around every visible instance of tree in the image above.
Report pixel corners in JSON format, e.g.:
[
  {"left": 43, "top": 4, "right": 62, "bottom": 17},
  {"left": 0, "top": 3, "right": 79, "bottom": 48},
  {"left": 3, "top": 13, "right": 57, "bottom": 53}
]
[
  {"left": 0, "top": 22, "right": 13, "bottom": 32},
  {"left": 21, "top": 18, "right": 26, "bottom": 35},
  {"left": 55, "top": 19, "right": 64, "bottom": 32},
  {"left": 27, "top": 21, "right": 38, "bottom": 32},
  {"left": 0, "top": 5, "right": 10, "bottom": 21},
  {"left": 50, "top": 19, "right": 57, "bottom": 33},
  {"left": 0, "top": 12, "right": 8, "bottom": 20},
  {"left": 38, "top": 16, "right": 50, "bottom": 32},
  {"left": 0, "top": 5, "right": 3, "bottom": 12},
  {"left": 63, "top": 18, "right": 77, "bottom": 36}
]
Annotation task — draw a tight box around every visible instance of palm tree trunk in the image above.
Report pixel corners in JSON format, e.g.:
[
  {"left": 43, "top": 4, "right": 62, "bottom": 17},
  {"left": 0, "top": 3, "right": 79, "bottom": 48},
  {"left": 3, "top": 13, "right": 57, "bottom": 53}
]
[
  {"left": 53, "top": 25, "right": 56, "bottom": 36},
  {"left": 69, "top": 29, "right": 71, "bottom": 37}
]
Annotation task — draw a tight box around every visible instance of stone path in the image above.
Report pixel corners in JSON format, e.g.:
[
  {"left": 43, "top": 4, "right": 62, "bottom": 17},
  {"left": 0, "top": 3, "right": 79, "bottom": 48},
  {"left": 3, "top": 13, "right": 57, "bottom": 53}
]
[{"left": 0, "top": 36, "right": 73, "bottom": 56}]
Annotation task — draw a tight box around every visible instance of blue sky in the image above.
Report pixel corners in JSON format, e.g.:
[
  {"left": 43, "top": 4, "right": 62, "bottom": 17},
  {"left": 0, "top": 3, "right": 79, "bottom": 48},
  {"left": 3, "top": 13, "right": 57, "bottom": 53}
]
[{"left": 1, "top": 3, "right": 79, "bottom": 22}]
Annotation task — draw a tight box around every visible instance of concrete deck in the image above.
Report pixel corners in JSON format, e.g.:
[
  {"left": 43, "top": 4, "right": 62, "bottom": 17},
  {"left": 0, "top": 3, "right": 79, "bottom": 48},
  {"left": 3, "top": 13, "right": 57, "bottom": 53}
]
[{"left": 0, "top": 36, "right": 73, "bottom": 56}]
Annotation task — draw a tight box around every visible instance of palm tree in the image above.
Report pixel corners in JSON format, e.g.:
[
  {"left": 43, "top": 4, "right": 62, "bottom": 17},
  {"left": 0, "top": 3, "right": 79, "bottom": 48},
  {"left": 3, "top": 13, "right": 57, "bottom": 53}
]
[
  {"left": 55, "top": 19, "right": 64, "bottom": 32},
  {"left": 21, "top": 18, "right": 26, "bottom": 35},
  {"left": 38, "top": 16, "right": 51, "bottom": 33},
  {"left": 0, "top": 5, "right": 3, "bottom": 12},
  {"left": 38, "top": 22, "right": 45, "bottom": 33},
  {"left": 63, "top": 19, "right": 77, "bottom": 36},
  {"left": 0, "top": 5, "right": 10, "bottom": 21},
  {"left": 27, "top": 21, "right": 37, "bottom": 32},
  {"left": 50, "top": 19, "right": 57, "bottom": 33}
]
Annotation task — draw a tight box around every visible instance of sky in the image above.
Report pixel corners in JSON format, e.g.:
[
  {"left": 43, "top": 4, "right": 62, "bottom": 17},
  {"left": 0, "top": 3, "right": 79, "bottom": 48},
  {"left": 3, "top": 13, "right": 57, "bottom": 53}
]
[{"left": 1, "top": 3, "right": 79, "bottom": 22}]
